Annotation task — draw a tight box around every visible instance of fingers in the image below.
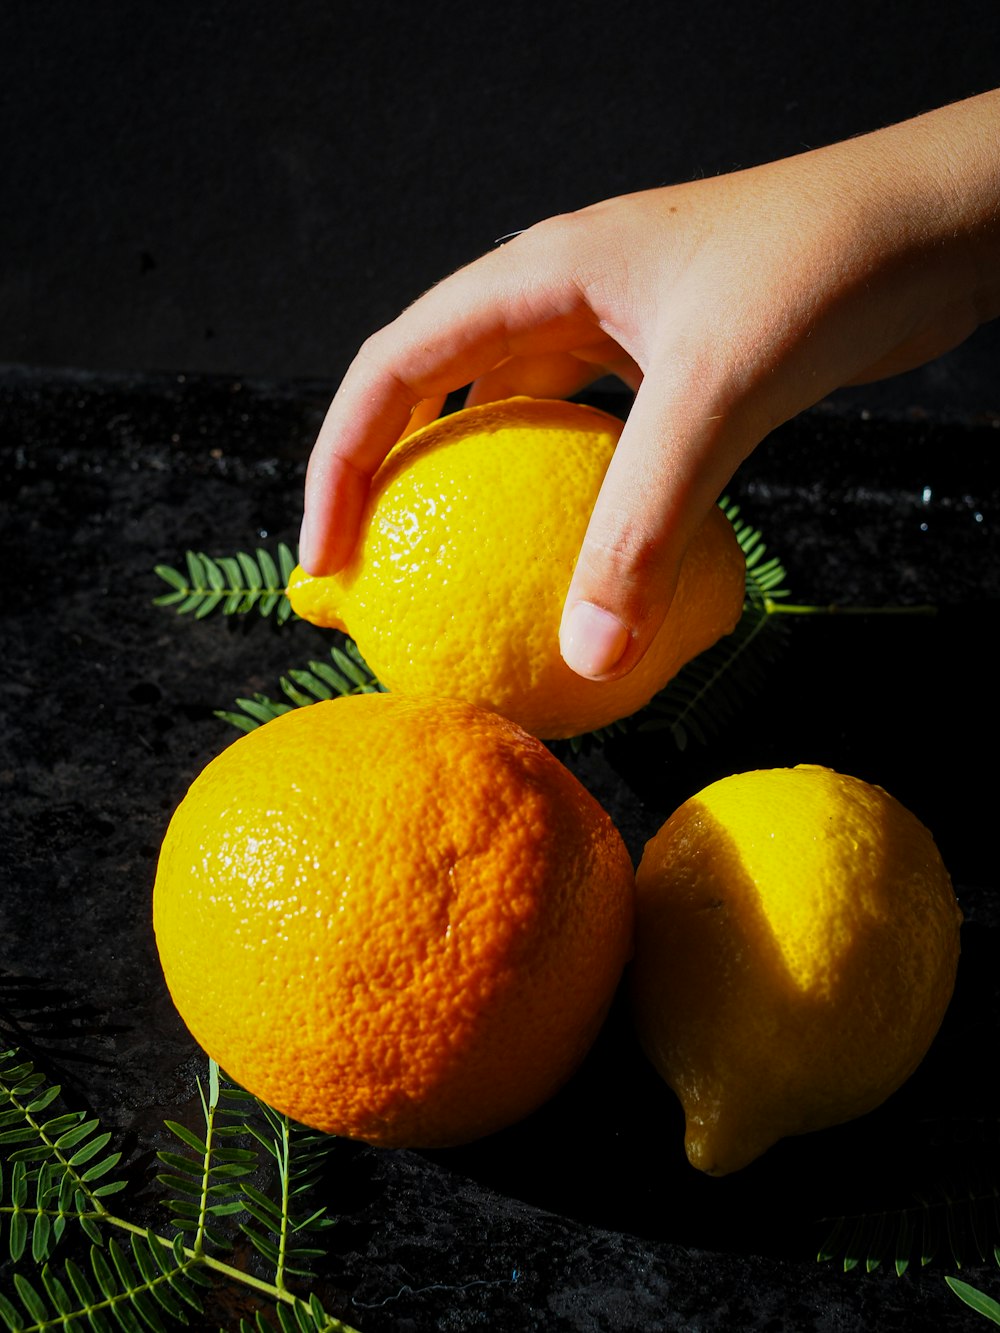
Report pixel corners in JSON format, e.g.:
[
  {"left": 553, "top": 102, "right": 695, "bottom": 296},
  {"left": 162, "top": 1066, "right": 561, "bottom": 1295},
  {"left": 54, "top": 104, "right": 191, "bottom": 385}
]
[
  {"left": 558, "top": 364, "right": 754, "bottom": 680},
  {"left": 299, "top": 230, "right": 606, "bottom": 575},
  {"left": 300, "top": 392, "right": 442, "bottom": 570},
  {"left": 465, "top": 348, "right": 642, "bottom": 407},
  {"left": 398, "top": 394, "right": 447, "bottom": 439},
  {"left": 298, "top": 297, "right": 503, "bottom": 573}
]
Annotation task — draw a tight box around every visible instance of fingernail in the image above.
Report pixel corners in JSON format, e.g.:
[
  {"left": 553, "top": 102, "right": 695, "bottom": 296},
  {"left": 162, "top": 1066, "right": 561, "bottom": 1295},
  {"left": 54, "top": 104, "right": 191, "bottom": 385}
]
[{"left": 560, "top": 602, "right": 630, "bottom": 679}]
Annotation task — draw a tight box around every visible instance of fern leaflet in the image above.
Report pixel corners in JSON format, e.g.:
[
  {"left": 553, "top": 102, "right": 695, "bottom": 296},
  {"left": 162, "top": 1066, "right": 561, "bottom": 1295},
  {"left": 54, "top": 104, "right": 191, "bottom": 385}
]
[
  {"left": 153, "top": 543, "right": 298, "bottom": 623},
  {"left": 215, "top": 639, "right": 383, "bottom": 733}
]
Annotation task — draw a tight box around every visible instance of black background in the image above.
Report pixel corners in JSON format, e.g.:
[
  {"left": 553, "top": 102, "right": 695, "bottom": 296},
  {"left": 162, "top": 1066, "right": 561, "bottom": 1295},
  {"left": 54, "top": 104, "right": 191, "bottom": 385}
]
[{"left": 4, "top": 0, "right": 999, "bottom": 410}]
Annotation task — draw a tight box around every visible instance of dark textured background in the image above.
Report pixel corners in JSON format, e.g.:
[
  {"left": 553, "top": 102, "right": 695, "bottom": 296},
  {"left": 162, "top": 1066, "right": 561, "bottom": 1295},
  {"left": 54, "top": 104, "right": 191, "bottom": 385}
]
[
  {"left": 3, "top": 0, "right": 1000, "bottom": 409},
  {"left": 2, "top": 4, "right": 1000, "bottom": 1330}
]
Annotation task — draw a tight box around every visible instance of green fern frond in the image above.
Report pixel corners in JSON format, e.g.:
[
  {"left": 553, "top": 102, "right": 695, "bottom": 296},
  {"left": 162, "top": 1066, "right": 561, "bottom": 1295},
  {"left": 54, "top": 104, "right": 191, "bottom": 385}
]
[
  {"left": 638, "top": 604, "right": 791, "bottom": 750},
  {"left": 153, "top": 543, "right": 298, "bottom": 624},
  {"left": 157, "top": 1064, "right": 337, "bottom": 1294},
  {"left": 636, "top": 500, "right": 792, "bottom": 749},
  {"left": 2, "top": 1046, "right": 362, "bottom": 1333},
  {"left": 0, "top": 1233, "right": 209, "bottom": 1332},
  {"left": 214, "top": 1083, "right": 337, "bottom": 1284},
  {"left": 215, "top": 639, "right": 383, "bottom": 733},
  {"left": 215, "top": 694, "right": 298, "bottom": 734},
  {"left": 1, "top": 1049, "right": 127, "bottom": 1268},
  {"left": 817, "top": 1181, "right": 1000, "bottom": 1276},
  {"left": 721, "top": 497, "right": 790, "bottom": 605}
]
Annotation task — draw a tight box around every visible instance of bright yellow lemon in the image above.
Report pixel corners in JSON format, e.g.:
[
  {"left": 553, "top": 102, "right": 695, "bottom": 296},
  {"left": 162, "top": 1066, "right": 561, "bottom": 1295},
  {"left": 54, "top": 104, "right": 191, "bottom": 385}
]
[
  {"left": 630, "top": 764, "right": 962, "bottom": 1174},
  {"left": 288, "top": 397, "right": 745, "bottom": 739}
]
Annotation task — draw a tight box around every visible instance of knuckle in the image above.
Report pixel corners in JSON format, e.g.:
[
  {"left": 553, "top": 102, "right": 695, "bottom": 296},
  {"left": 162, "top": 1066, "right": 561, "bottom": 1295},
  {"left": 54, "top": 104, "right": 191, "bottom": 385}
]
[
  {"left": 516, "top": 210, "right": 594, "bottom": 271},
  {"left": 581, "top": 523, "right": 660, "bottom": 594}
]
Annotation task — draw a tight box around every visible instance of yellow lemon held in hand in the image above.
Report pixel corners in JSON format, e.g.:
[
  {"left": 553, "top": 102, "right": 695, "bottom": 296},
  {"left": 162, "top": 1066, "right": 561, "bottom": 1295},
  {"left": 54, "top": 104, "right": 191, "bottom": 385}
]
[
  {"left": 288, "top": 397, "right": 745, "bottom": 740},
  {"left": 630, "top": 764, "right": 962, "bottom": 1176},
  {"left": 153, "top": 693, "right": 635, "bottom": 1148}
]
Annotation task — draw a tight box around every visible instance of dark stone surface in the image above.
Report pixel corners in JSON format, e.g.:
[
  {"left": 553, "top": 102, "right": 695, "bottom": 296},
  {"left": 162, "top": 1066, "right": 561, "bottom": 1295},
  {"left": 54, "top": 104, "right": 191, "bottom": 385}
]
[{"left": 2, "top": 366, "right": 999, "bottom": 1330}]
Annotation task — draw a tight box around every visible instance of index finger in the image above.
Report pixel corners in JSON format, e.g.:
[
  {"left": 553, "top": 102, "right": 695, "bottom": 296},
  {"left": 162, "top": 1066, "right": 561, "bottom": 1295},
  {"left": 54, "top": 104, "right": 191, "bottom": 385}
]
[{"left": 298, "top": 232, "right": 602, "bottom": 574}]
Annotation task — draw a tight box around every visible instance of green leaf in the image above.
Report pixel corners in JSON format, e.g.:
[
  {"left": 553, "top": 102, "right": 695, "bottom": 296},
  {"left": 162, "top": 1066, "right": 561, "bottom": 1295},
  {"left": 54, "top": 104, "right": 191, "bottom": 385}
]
[
  {"left": 257, "top": 548, "right": 279, "bottom": 589},
  {"left": 286, "top": 668, "right": 333, "bottom": 702},
  {"left": 78, "top": 1151, "right": 123, "bottom": 1182},
  {"left": 305, "top": 660, "right": 354, "bottom": 694},
  {"left": 91, "top": 1244, "right": 119, "bottom": 1300},
  {"left": 214, "top": 710, "right": 262, "bottom": 734},
  {"left": 108, "top": 1238, "right": 135, "bottom": 1289},
  {"left": 158, "top": 1173, "right": 206, "bottom": 1198},
  {"left": 240, "top": 1185, "right": 282, "bottom": 1224},
  {"left": 55, "top": 1117, "right": 101, "bottom": 1151},
  {"left": 217, "top": 555, "right": 244, "bottom": 587},
  {"left": 91, "top": 1179, "right": 128, "bottom": 1198},
  {"left": 78, "top": 1210, "right": 106, "bottom": 1246},
  {"left": 208, "top": 1162, "right": 255, "bottom": 1181},
  {"left": 0, "top": 1061, "right": 33, "bottom": 1081},
  {"left": 41, "top": 1112, "right": 81, "bottom": 1138},
  {"left": 946, "top": 1276, "right": 1000, "bottom": 1324},
  {"left": 155, "top": 1151, "right": 202, "bottom": 1177},
  {"left": 0, "top": 1128, "right": 39, "bottom": 1146},
  {"left": 206, "top": 1199, "right": 248, "bottom": 1217},
  {"left": 193, "top": 589, "right": 224, "bottom": 619},
  {"left": 213, "top": 1147, "right": 257, "bottom": 1165},
  {"left": 132, "top": 1238, "right": 187, "bottom": 1322},
  {"left": 163, "top": 1122, "right": 208, "bottom": 1155},
  {"left": 241, "top": 1224, "right": 280, "bottom": 1263},
  {"left": 330, "top": 645, "right": 373, "bottom": 690},
  {"left": 221, "top": 696, "right": 292, "bottom": 727},
  {"left": 8, "top": 1210, "right": 28, "bottom": 1264},
  {"left": 202, "top": 556, "right": 225, "bottom": 591},
  {"left": 40, "top": 1266, "right": 74, "bottom": 1317},
  {"left": 25, "top": 1085, "right": 63, "bottom": 1115},
  {"left": 70, "top": 1131, "right": 114, "bottom": 1166},
  {"left": 184, "top": 552, "right": 206, "bottom": 588},
  {"left": 31, "top": 1211, "right": 52, "bottom": 1265},
  {"left": 237, "top": 550, "right": 262, "bottom": 590},
  {"left": 127, "top": 1290, "right": 166, "bottom": 1333},
  {"left": 12, "top": 1274, "right": 47, "bottom": 1324},
  {"left": 0, "top": 1288, "right": 25, "bottom": 1330},
  {"left": 278, "top": 542, "right": 297, "bottom": 584},
  {"left": 10, "top": 1161, "right": 27, "bottom": 1208}
]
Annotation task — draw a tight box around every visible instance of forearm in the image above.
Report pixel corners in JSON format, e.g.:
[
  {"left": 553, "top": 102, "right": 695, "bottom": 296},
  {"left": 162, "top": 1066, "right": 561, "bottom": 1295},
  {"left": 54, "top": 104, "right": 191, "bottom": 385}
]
[{"left": 805, "top": 89, "right": 1000, "bottom": 351}]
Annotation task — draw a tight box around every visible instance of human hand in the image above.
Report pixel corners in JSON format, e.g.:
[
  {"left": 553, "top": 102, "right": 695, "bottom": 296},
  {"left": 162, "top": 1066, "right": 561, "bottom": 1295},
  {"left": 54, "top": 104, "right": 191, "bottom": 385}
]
[{"left": 300, "top": 90, "right": 1000, "bottom": 680}]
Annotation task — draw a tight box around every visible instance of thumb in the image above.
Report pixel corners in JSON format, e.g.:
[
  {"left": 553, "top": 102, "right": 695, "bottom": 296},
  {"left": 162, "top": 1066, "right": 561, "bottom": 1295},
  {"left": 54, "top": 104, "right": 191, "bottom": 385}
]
[{"left": 558, "top": 373, "right": 753, "bottom": 681}]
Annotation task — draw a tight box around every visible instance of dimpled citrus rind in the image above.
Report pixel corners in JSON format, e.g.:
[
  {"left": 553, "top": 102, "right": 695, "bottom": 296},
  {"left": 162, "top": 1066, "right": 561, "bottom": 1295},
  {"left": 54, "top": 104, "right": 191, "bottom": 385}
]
[
  {"left": 286, "top": 397, "right": 745, "bottom": 739},
  {"left": 630, "top": 764, "right": 962, "bottom": 1175},
  {"left": 153, "top": 693, "right": 635, "bottom": 1148}
]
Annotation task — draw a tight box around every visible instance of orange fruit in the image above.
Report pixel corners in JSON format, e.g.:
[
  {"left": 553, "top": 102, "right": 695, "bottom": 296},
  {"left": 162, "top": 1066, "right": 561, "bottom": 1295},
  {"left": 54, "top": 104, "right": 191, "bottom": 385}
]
[
  {"left": 287, "top": 397, "right": 745, "bottom": 739},
  {"left": 153, "top": 693, "right": 635, "bottom": 1147},
  {"left": 630, "top": 765, "right": 962, "bottom": 1175}
]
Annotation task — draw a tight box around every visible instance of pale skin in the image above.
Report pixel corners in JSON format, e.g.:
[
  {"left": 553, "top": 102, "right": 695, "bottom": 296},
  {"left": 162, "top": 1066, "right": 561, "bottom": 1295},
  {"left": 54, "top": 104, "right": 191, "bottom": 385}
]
[{"left": 299, "top": 89, "right": 1000, "bottom": 681}]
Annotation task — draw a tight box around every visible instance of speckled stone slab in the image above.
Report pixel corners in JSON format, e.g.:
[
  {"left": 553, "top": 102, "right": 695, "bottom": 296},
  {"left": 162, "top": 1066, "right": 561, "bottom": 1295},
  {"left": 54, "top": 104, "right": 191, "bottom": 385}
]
[{"left": 1, "top": 366, "right": 998, "bottom": 1332}]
